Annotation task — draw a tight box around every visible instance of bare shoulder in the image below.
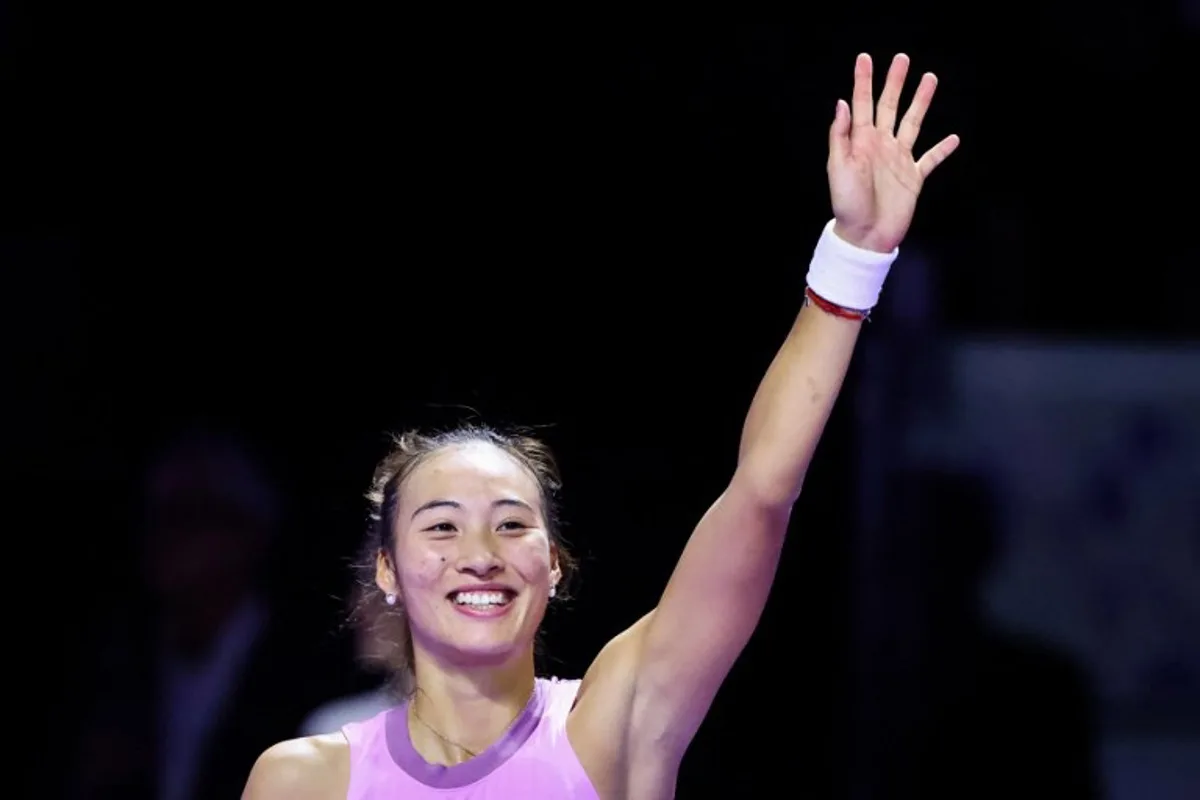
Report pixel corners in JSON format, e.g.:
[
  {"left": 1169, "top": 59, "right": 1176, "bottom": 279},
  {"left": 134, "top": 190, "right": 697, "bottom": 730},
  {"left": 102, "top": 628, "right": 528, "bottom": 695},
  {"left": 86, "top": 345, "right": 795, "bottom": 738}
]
[
  {"left": 566, "top": 613, "right": 654, "bottom": 795},
  {"left": 242, "top": 734, "right": 350, "bottom": 800},
  {"left": 572, "top": 612, "right": 651, "bottom": 712}
]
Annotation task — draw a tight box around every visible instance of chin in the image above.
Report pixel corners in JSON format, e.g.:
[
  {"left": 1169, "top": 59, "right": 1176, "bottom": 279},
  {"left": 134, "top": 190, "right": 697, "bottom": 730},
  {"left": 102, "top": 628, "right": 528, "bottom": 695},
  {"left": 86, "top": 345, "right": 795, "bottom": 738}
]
[
  {"left": 417, "top": 599, "right": 541, "bottom": 667},
  {"left": 448, "top": 625, "right": 530, "bottom": 664},
  {"left": 450, "top": 639, "right": 525, "bottom": 667}
]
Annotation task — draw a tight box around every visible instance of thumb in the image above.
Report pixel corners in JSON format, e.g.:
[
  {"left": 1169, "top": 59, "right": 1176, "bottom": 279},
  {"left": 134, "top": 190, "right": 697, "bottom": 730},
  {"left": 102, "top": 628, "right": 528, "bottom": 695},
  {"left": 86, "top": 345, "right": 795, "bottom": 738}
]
[{"left": 828, "top": 99, "right": 850, "bottom": 164}]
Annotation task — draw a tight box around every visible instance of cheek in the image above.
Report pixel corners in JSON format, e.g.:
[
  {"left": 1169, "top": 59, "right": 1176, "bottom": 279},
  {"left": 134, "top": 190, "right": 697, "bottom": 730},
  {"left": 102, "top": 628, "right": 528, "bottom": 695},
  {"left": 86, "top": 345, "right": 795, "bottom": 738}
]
[
  {"left": 508, "top": 536, "right": 553, "bottom": 582},
  {"left": 396, "top": 545, "right": 450, "bottom": 593}
]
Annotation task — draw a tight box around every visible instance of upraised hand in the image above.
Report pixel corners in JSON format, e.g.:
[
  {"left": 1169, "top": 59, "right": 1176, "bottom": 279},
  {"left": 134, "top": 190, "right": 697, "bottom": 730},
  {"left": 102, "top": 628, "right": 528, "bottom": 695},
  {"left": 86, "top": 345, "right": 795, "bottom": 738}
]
[{"left": 827, "top": 53, "right": 959, "bottom": 253}]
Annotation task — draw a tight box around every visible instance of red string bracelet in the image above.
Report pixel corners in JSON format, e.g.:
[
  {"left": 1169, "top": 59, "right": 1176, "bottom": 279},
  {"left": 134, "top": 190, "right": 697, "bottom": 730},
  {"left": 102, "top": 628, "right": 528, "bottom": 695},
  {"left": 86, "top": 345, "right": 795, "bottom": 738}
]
[{"left": 805, "top": 286, "right": 870, "bottom": 322}]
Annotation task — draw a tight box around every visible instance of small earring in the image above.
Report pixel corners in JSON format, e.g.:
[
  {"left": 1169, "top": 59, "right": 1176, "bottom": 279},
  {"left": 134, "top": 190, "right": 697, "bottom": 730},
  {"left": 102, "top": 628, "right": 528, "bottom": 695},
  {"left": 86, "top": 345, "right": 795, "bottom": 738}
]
[
  {"left": 549, "top": 585, "right": 557, "bottom": 599},
  {"left": 385, "top": 593, "right": 397, "bottom": 606}
]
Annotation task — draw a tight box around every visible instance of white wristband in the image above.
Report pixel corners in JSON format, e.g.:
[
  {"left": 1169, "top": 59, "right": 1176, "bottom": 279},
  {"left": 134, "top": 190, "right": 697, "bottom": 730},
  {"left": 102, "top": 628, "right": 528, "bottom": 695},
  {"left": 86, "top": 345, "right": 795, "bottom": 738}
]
[{"left": 804, "top": 219, "right": 898, "bottom": 311}]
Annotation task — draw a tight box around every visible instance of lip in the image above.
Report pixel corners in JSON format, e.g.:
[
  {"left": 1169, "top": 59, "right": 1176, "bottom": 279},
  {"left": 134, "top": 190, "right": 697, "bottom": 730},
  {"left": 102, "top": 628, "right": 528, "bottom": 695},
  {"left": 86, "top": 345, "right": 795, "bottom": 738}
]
[{"left": 449, "top": 599, "right": 516, "bottom": 619}]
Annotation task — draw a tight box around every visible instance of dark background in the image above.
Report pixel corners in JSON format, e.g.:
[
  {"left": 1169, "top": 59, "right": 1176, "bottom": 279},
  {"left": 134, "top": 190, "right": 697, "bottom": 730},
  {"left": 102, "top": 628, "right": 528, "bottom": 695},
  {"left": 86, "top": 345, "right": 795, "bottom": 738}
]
[{"left": 6, "top": 9, "right": 1198, "bottom": 799}]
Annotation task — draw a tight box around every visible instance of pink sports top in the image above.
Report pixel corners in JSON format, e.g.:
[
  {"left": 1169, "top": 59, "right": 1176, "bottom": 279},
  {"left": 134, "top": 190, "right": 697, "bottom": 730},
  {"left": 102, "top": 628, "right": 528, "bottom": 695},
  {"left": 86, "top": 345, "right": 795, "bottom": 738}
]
[{"left": 341, "top": 677, "right": 600, "bottom": 799}]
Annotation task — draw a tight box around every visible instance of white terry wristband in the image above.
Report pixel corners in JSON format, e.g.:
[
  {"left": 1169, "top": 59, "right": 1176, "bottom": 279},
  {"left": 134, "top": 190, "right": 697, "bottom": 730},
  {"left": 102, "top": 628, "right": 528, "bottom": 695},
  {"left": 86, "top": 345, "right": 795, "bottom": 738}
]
[{"left": 804, "top": 219, "right": 899, "bottom": 311}]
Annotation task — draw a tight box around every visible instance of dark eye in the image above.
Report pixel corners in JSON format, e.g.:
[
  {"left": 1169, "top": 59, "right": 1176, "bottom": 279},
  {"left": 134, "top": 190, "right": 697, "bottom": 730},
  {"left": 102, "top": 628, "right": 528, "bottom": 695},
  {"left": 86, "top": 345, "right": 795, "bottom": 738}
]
[
  {"left": 498, "top": 520, "right": 527, "bottom": 532},
  {"left": 425, "top": 522, "right": 456, "bottom": 533}
]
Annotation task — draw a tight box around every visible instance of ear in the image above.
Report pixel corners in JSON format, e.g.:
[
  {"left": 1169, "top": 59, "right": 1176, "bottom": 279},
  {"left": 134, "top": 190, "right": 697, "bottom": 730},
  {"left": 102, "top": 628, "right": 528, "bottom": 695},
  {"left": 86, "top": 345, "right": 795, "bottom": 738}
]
[
  {"left": 549, "top": 542, "right": 563, "bottom": 591},
  {"left": 375, "top": 550, "right": 398, "bottom": 596}
]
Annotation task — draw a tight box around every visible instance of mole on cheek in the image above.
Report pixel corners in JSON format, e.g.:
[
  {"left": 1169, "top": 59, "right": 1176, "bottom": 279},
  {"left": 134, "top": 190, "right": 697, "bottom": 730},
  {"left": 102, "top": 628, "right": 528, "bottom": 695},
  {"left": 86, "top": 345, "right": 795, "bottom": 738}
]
[{"left": 415, "top": 553, "right": 445, "bottom": 580}]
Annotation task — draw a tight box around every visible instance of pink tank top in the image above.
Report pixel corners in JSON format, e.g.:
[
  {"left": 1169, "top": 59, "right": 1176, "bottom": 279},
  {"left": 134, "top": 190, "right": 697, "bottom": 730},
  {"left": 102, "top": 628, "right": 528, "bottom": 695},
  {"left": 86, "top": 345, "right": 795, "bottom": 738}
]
[{"left": 341, "top": 677, "right": 600, "bottom": 799}]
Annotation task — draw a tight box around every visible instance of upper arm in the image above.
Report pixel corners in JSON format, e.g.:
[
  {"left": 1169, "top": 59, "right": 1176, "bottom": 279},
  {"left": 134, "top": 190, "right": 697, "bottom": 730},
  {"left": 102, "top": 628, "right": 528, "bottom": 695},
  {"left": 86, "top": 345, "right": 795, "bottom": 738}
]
[
  {"left": 569, "top": 478, "right": 790, "bottom": 772},
  {"left": 631, "top": 478, "right": 790, "bottom": 753},
  {"left": 242, "top": 735, "right": 348, "bottom": 800},
  {"left": 565, "top": 613, "right": 653, "bottom": 796}
]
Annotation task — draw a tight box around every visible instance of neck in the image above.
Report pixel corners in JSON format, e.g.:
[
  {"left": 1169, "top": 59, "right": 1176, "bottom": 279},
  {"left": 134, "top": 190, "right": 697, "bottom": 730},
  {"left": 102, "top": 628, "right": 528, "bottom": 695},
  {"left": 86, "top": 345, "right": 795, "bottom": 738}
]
[{"left": 407, "top": 647, "right": 536, "bottom": 765}]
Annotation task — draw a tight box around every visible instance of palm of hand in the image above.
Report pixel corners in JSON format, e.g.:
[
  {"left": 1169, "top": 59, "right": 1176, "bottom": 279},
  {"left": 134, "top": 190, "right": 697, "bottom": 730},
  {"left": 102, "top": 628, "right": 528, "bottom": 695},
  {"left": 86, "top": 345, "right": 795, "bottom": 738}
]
[{"left": 826, "top": 53, "right": 960, "bottom": 253}]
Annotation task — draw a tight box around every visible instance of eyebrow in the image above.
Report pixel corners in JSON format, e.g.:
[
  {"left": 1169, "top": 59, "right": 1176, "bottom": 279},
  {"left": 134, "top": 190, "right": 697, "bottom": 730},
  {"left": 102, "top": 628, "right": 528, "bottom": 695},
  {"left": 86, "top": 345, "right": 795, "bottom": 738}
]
[{"left": 410, "top": 498, "right": 535, "bottom": 520}]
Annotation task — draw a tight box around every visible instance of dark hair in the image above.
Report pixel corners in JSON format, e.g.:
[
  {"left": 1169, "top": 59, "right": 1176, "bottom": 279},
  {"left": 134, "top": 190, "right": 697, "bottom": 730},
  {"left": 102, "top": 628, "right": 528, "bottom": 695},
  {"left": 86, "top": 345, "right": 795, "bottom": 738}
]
[{"left": 353, "top": 424, "right": 578, "bottom": 692}]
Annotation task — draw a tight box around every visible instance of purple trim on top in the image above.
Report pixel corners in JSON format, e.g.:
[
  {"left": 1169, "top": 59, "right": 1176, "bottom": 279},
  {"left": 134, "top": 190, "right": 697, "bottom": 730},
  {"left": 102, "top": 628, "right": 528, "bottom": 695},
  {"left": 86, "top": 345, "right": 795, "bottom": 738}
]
[{"left": 385, "top": 678, "right": 548, "bottom": 788}]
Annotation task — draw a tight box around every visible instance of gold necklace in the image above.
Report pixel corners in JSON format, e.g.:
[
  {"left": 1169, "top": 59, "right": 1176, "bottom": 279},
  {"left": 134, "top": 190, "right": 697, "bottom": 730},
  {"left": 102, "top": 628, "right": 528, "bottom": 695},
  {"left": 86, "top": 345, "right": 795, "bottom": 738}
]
[
  {"left": 408, "top": 685, "right": 533, "bottom": 761},
  {"left": 410, "top": 703, "right": 479, "bottom": 758}
]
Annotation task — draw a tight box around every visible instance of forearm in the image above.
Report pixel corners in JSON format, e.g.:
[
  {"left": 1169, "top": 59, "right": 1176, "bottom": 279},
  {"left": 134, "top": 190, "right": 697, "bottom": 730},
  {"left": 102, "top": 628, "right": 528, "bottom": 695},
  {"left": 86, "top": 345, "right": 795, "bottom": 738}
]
[{"left": 736, "top": 301, "right": 862, "bottom": 506}]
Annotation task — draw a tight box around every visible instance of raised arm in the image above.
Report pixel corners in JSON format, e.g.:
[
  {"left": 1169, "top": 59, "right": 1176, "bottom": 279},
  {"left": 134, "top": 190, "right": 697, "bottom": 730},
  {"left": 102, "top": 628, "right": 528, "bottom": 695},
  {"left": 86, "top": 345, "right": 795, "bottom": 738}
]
[{"left": 626, "top": 53, "right": 960, "bottom": 758}]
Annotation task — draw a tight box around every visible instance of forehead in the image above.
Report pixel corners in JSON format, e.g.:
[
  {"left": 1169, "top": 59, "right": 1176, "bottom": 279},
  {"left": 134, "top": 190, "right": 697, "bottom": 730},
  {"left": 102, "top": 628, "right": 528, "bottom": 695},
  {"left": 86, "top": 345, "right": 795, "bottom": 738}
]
[{"left": 401, "top": 442, "right": 540, "bottom": 506}]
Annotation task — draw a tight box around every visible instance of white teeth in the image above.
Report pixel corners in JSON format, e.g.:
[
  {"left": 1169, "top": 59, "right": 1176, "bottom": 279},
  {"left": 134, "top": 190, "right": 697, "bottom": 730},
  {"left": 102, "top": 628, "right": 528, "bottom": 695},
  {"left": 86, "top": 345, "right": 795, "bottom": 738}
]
[{"left": 452, "top": 591, "right": 510, "bottom": 607}]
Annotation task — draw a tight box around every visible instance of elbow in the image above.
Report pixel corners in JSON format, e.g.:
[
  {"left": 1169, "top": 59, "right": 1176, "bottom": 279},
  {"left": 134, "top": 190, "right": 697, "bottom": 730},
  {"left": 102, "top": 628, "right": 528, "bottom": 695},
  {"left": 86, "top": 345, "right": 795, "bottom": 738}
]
[{"left": 730, "top": 465, "right": 805, "bottom": 514}]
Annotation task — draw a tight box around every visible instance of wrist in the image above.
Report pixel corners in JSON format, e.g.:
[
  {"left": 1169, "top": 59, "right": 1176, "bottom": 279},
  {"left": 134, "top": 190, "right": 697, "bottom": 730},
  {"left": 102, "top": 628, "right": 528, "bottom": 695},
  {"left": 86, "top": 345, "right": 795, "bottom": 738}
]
[
  {"left": 832, "top": 221, "right": 894, "bottom": 254},
  {"left": 805, "top": 219, "right": 899, "bottom": 313}
]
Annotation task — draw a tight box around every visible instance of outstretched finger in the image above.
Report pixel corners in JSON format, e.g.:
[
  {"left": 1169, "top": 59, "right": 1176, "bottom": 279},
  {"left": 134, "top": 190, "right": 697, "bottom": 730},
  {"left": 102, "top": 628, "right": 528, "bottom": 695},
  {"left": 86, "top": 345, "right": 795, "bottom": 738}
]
[
  {"left": 850, "top": 53, "right": 874, "bottom": 135},
  {"left": 875, "top": 53, "right": 910, "bottom": 134},
  {"left": 829, "top": 99, "right": 851, "bottom": 163},
  {"left": 896, "top": 72, "right": 939, "bottom": 151},
  {"left": 916, "top": 134, "right": 960, "bottom": 178}
]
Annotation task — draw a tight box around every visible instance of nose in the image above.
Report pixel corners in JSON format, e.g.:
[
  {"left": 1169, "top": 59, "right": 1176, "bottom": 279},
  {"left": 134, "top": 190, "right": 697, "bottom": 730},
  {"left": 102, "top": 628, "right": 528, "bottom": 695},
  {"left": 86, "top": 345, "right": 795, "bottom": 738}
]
[{"left": 455, "top": 531, "right": 504, "bottom": 579}]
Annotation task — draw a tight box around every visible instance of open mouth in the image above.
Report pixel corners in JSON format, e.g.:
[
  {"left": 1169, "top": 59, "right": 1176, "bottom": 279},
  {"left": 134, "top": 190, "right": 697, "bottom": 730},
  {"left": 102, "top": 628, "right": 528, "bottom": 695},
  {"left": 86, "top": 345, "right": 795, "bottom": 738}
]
[{"left": 448, "top": 589, "right": 516, "bottom": 611}]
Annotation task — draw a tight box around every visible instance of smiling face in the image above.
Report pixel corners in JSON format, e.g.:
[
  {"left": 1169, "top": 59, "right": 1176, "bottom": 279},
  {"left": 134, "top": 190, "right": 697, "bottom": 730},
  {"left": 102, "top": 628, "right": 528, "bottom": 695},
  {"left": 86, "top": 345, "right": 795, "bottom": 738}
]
[{"left": 376, "top": 441, "right": 561, "bottom": 669}]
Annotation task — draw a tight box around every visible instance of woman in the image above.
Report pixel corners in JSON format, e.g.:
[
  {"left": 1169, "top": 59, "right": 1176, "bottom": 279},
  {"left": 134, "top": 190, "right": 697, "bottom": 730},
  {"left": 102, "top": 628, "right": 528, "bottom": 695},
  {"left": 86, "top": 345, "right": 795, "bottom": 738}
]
[{"left": 243, "top": 52, "right": 959, "bottom": 799}]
